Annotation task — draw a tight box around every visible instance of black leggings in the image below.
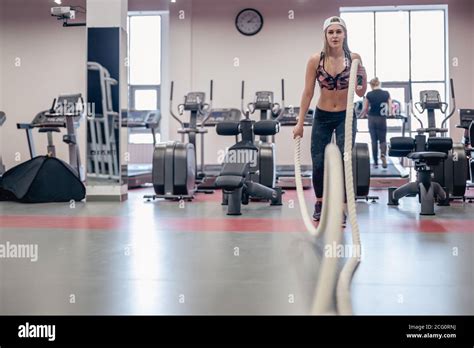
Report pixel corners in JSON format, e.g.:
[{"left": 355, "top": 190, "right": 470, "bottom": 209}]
[
  {"left": 368, "top": 115, "right": 387, "bottom": 164},
  {"left": 311, "top": 108, "right": 357, "bottom": 199}
]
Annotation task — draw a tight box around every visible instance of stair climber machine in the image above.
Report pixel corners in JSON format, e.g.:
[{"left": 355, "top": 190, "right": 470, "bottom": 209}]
[
  {"left": 145, "top": 81, "right": 214, "bottom": 201},
  {"left": 0, "top": 112, "right": 6, "bottom": 176},
  {"left": 213, "top": 81, "right": 283, "bottom": 215},
  {"left": 387, "top": 79, "right": 467, "bottom": 214}
]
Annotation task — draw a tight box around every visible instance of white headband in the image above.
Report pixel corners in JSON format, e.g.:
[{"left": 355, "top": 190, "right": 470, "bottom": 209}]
[{"left": 323, "top": 16, "right": 346, "bottom": 31}]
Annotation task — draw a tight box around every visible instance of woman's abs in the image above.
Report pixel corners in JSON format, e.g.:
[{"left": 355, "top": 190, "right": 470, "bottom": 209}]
[{"left": 316, "top": 88, "right": 348, "bottom": 112}]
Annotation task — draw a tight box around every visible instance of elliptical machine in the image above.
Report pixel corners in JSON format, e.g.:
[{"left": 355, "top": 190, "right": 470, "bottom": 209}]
[
  {"left": 242, "top": 80, "right": 285, "bottom": 189},
  {"left": 457, "top": 109, "right": 474, "bottom": 188},
  {"left": 146, "top": 81, "right": 213, "bottom": 201},
  {"left": 213, "top": 81, "right": 283, "bottom": 215},
  {"left": 428, "top": 81, "right": 467, "bottom": 200},
  {"left": 388, "top": 80, "right": 466, "bottom": 214}
]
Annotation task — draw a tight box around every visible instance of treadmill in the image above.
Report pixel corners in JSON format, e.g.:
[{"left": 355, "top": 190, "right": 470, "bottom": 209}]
[
  {"left": 196, "top": 108, "right": 242, "bottom": 188},
  {"left": 354, "top": 100, "right": 410, "bottom": 185},
  {"left": 275, "top": 107, "right": 313, "bottom": 189},
  {"left": 122, "top": 110, "right": 161, "bottom": 188},
  {"left": 0, "top": 112, "right": 6, "bottom": 175}
]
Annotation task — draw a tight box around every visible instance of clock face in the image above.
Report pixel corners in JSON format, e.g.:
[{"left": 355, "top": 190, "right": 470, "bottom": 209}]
[{"left": 236, "top": 9, "right": 263, "bottom": 36}]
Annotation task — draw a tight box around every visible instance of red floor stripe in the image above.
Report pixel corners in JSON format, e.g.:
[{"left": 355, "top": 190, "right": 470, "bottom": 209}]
[
  {"left": 1, "top": 215, "right": 474, "bottom": 233},
  {"left": 398, "top": 219, "right": 474, "bottom": 233},
  {"left": 0, "top": 215, "right": 307, "bottom": 232},
  {"left": 0, "top": 215, "right": 122, "bottom": 230}
]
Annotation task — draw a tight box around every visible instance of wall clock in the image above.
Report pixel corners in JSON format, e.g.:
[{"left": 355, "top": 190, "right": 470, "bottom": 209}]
[{"left": 235, "top": 8, "right": 264, "bottom": 36}]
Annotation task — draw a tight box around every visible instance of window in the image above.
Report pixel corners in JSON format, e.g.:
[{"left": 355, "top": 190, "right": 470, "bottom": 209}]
[
  {"left": 135, "top": 90, "right": 158, "bottom": 110},
  {"left": 129, "top": 15, "right": 161, "bottom": 86},
  {"left": 375, "top": 11, "right": 410, "bottom": 82},
  {"left": 128, "top": 14, "right": 162, "bottom": 111},
  {"left": 127, "top": 13, "right": 162, "bottom": 144},
  {"left": 341, "top": 6, "right": 448, "bottom": 134},
  {"left": 342, "top": 12, "right": 375, "bottom": 80},
  {"left": 410, "top": 11, "right": 445, "bottom": 82}
]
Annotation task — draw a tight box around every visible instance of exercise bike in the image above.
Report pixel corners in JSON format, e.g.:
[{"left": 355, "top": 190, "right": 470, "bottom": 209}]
[
  {"left": 1, "top": 96, "right": 86, "bottom": 203},
  {"left": 16, "top": 94, "right": 85, "bottom": 180}
]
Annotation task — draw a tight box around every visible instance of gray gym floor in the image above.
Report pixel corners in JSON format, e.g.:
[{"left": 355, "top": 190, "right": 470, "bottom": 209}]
[{"left": 0, "top": 187, "right": 473, "bottom": 315}]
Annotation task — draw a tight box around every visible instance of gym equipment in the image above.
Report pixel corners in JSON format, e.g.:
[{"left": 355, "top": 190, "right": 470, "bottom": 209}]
[
  {"left": 274, "top": 106, "right": 313, "bottom": 189},
  {"left": 87, "top": 62, "right": 120, "bottom": 181},
  {"left": 293, "top": 58, "right": 363, "bottom": 315},
  {"left": 457, "top": 109, "right": 474, "bottom": 186},
  {"left": 333, "top": 100, "right": 373, "bottom": 201},
  {"left": 146, "top": 81, "right": 214, "bottom": 201},
  {"left": 196, "top": 108, "right": 242, "bottom": 177},
  {"left": 353, "top": 143, "right": 375, "bottom": 202},
  {"left": 16, "top": 94, "right": 84, "bottom": 180},
  {"left": 0, "top": 156, "right": 86, "bottom": 203},
  {"left": 0, "top": 111, "right": 6, "bottom": 175},
  {"left": 419, "top": 81, "right": 467, "bottom": 200},
  {"left": 238, "top": 80, "right": 284, "bottom": 193},
  {"left": 214, "top": 110, "right": 282, "bottom": 215},
  {"left": 239, "top": 81, "right": 282, "bottom": 193},
  {"left": 355, "top": 99, "right": 410, "bottom": 180},
  {"left": 1, "top": 96, "right": 85, "bottom": 203},
  {"left": 387, "top": 83, "right": 464, "bottom": 214},
  {"left": 122, "top": 109, "right": 161, "bottom": 188}
]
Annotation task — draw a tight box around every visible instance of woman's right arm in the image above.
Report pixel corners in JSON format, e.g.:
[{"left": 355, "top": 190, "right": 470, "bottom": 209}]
[{"left": 293, "top": 54, "right": 319, "bottom": 138}]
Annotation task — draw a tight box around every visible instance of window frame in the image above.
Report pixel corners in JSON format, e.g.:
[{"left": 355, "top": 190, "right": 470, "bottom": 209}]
[{"left": 341, "top": 5, "right": 449, "bottom": 133}]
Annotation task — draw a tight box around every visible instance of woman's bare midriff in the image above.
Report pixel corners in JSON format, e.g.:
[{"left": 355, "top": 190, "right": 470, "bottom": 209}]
[{"left": 316, "top": 88, "right": 348, "bottom": 112}]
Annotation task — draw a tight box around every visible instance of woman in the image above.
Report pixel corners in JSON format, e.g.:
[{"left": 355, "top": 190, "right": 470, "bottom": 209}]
[
  {"left": 360, "top": 77, "right": 392, "bottom": 169},
  {"left": 292, "top": 16, "right": 367, "bottom": 224}
]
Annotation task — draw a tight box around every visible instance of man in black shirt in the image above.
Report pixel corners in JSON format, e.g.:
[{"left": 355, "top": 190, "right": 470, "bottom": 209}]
[{"left": 360, "top": 77, "right": 392, "bottom": 168}]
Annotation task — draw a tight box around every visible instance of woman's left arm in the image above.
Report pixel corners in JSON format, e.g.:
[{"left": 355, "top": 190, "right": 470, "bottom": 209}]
[{"left": 352, "top": 53, "right": 367, "bottom": 97}]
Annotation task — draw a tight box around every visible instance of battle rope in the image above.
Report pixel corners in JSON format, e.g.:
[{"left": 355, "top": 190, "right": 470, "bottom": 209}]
[{"left": 294, "top": 59, "right": 362, "bottom": 315}]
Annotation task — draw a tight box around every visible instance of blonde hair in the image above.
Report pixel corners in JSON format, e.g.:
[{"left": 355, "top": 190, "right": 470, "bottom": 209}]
[
  {"left": 322, "top": 24, "right": 351, "bottom": 62},
  {"left": 370, "top": 77, "right": 380, "bottom": 88}
]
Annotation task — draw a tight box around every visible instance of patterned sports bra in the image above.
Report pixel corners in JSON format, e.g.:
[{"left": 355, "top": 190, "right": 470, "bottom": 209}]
[{"left": 316, "top": 50, "right": 352, "bottom": 90}]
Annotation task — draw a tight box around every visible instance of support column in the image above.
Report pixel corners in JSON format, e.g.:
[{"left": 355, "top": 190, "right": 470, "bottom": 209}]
[{"left": 86, "top": 0, "right": 128, "bottom": 202}]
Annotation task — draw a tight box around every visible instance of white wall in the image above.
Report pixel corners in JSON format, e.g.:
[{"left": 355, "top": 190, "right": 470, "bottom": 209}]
[
  {"left": 186, "top": 0, "right": 330, "bottom": 166},
  {"left": 1, "top": 0, "right": 87, "bottom": 171}
]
